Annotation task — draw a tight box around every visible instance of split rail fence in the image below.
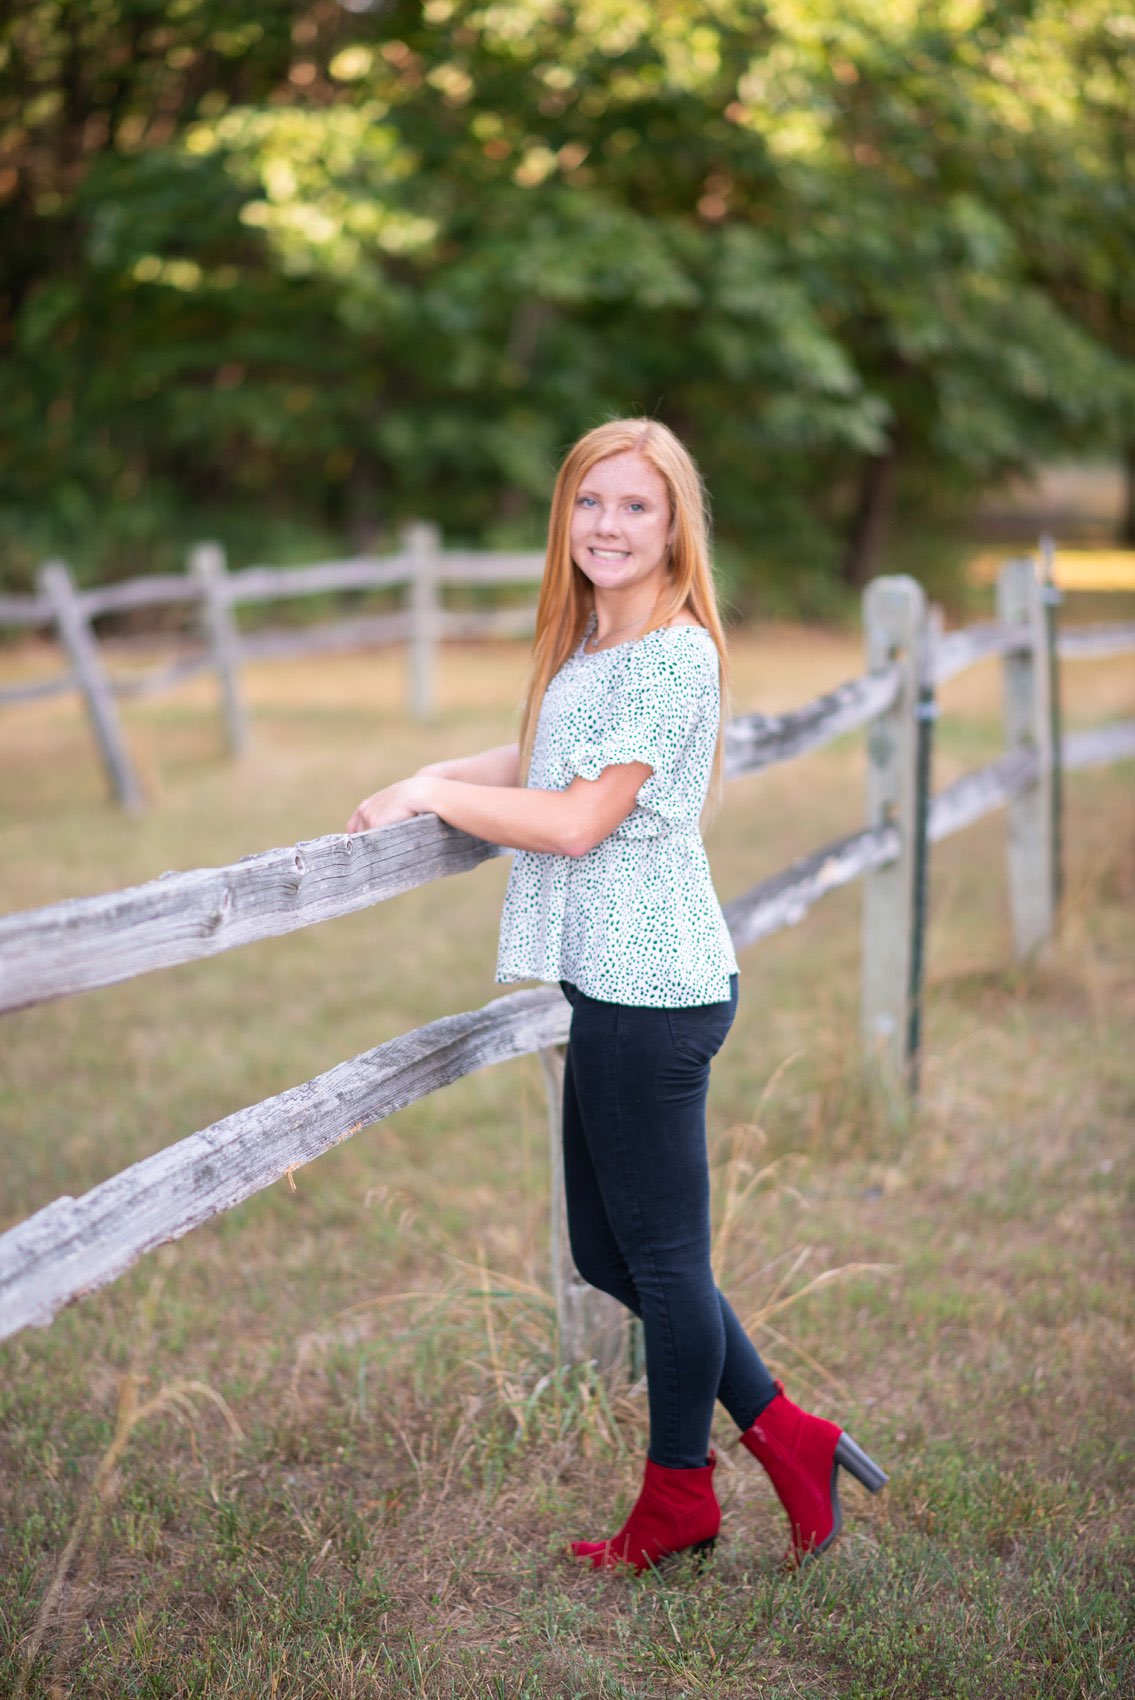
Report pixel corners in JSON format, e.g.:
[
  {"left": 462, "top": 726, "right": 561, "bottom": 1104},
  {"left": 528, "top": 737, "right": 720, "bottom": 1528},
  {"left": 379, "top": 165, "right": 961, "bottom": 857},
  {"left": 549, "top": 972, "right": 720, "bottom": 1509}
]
[
  {"left": 1, "top": 558, "right": 1132, "bottom": 1379},
  {"left": 0, "top": 524, "right": 543, "bottom": 809}
]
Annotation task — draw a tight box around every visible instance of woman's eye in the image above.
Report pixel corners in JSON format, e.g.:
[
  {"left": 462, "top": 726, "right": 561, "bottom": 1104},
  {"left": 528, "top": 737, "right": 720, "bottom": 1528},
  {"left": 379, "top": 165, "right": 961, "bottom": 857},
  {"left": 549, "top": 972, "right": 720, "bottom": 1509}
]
[
  {"left": 577, "top": 495, "right": 596, "bottom": 507},
  {"left": 628, "top": 502, "right": 644, "bottom": 513}
]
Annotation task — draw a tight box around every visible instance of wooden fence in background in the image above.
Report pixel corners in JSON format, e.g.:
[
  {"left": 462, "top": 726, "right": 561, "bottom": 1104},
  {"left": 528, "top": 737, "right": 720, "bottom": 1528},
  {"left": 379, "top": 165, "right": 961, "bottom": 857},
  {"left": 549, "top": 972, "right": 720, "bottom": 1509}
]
[
  {"left": 0, "top": 525, "right": 544, "bottom": 807},
  {"left": 1, "top": 559, "right": 1132, "bottom": 1380}
]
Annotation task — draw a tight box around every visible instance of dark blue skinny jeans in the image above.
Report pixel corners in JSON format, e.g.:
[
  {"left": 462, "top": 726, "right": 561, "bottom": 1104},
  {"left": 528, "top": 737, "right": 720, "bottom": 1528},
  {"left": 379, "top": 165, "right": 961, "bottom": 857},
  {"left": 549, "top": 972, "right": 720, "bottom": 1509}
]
[{"left": 559, "top": 973, "right": 778, "bottom": 1470}]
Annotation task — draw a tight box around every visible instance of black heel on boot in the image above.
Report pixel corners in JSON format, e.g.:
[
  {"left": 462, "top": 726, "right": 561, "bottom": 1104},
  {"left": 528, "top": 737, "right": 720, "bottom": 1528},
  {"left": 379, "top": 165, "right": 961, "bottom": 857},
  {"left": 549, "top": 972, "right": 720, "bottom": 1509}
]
[{"left": 834, "top": 1433, "right": 888, "bottom": 1493}]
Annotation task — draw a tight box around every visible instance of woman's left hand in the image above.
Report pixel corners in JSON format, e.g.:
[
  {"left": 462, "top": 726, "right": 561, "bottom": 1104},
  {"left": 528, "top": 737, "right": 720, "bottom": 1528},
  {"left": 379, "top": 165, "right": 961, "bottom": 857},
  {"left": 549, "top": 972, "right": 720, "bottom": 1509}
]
[{"left": 346, "top": 777, "right": 431, "bottom": 835}]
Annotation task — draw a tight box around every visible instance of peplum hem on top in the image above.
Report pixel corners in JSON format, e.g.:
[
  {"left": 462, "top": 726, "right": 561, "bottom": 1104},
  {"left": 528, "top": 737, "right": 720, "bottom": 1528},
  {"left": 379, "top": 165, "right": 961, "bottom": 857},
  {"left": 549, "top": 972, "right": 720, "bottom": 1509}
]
[{"left": 495, "top": 617, "right": 739, "bottom": 1009}]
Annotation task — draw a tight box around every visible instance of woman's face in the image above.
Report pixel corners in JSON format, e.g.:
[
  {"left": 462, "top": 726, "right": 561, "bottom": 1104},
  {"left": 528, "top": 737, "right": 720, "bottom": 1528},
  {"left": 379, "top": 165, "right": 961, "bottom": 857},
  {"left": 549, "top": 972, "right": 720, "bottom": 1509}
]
[{"left": 569, "top": 451, "right": 673, "bottom": 601}]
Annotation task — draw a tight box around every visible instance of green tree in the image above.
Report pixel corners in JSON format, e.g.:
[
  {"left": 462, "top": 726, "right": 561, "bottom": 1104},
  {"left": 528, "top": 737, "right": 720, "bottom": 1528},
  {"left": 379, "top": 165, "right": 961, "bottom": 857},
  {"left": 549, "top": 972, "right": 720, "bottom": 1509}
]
[
  {"left": 974, "top": 0, "right": 1135, "bottom": 538},
  {"left": 1, "top": 0, "right": 1130, "bottom": 596}
]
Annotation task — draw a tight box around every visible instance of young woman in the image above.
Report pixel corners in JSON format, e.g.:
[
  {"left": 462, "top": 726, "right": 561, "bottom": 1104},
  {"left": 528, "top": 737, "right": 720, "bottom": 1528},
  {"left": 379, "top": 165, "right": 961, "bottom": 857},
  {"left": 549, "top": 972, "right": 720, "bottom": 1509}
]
[{"left": 347, "top": 419, "right": 886, "bottom": 1573}]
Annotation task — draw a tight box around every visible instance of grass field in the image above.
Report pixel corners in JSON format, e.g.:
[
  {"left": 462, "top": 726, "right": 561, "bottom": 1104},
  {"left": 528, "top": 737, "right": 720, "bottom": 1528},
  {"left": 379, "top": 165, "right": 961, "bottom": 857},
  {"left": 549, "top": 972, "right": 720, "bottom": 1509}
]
[{"left": 0, "top": 624, "right": 1132, "bottom": 1699}]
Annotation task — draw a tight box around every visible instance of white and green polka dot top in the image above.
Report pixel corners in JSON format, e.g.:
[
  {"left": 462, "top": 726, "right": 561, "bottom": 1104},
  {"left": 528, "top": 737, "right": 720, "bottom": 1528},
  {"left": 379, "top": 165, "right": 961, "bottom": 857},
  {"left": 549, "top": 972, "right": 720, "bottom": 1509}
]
[{"left": 495, "top": 612, "right": 739, "bottom": 1007}]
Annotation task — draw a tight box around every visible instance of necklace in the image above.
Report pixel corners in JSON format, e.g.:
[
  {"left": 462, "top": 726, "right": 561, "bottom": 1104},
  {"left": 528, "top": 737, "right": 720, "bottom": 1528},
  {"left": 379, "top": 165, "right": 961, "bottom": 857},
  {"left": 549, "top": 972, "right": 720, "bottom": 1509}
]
[{"left": 584, "top": 612, "right": 650, "bottom": 652}]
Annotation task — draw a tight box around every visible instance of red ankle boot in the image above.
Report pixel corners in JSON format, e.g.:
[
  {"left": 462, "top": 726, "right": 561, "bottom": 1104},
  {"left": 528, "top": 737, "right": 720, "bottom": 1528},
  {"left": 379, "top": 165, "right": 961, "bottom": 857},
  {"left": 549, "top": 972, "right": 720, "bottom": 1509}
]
[
  {"left": 740, "top": 1381, "right": 887, "bottom": 1566},
  {"left": 570, "top": 1453, "right": 720, "bottom": 1574}
]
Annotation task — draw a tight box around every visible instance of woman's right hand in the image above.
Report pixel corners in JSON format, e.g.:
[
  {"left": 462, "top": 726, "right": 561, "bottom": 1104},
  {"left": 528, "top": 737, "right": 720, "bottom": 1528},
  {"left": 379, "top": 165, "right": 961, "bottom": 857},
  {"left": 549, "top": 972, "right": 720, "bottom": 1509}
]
[
  {"left": 347, "top": 777, "right": 430, "bottom": 835},
  {"left": 346, "top": 745, "right": 519, "bottom": 834}
]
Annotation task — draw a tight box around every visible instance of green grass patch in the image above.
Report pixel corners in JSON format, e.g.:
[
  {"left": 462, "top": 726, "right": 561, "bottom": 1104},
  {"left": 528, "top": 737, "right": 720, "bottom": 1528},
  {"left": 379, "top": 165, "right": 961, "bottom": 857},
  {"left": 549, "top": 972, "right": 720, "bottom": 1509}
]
[{"left": 1, "top": 630, "right": 1132, "bottom": 1697}]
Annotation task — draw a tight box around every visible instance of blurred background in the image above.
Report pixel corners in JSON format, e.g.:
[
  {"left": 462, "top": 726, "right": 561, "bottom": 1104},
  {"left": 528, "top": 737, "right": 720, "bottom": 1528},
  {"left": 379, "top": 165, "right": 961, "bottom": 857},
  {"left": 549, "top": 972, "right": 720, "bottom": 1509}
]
[
  {"left": 3, "top": 0, "right": 1134, "bottom": 616},
  {"left": 4, "top": 11, "right": 1135, "bottom": 1693}
]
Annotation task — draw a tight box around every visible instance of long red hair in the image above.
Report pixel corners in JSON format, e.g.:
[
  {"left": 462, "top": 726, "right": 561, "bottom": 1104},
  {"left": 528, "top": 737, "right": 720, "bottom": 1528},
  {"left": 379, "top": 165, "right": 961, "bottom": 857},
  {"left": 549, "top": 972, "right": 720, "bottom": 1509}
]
[{"left": 518, "top": 419, "right": 731, "bottom": 811}]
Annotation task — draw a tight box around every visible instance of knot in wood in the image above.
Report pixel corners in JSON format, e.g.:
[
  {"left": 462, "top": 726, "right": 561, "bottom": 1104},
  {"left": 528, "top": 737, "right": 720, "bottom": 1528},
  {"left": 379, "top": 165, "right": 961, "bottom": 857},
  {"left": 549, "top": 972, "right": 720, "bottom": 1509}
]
[{"left": 207, "top": 889, "right": 233, "bottom": 933}]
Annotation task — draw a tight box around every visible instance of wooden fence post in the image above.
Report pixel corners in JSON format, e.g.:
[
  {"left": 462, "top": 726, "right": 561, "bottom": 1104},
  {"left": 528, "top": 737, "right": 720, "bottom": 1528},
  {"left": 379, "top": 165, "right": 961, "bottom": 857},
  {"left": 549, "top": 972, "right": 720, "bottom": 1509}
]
[
  {"left": 37, "top": 559, "right": 144, "bottom": 811},
  {"left": 861, "top": 575, "right": 929, "bottom": 1103},
  {"left": 404, "top": 521, "right": 440, "bottom": 723},
  {"left": 997, "top": 556, "right": 1055, "bottom": 958},
  {"left": 189, "top": 542, "right": 248, "bottom": 756},
  {"left": 1038, "top": 535, "right": 1065, "bottom": 914},
  {"left": 538, "top": 1043, "right": 631, "bottom": 1384}
]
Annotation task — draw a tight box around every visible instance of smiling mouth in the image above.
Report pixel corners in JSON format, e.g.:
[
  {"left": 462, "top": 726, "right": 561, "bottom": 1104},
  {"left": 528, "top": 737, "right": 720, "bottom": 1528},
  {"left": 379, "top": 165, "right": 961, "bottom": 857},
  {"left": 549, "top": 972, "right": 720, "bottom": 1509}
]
[{"left": 590, "top": 548, "right": 630, "bottom": 561}]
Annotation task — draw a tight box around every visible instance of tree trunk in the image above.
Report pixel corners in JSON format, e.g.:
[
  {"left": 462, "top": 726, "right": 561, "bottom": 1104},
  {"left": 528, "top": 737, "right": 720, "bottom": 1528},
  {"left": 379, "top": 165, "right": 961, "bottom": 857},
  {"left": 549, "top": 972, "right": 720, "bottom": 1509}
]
[
  {"left": 346, "top": 454, "right": 382, "bottom": 555},
  {"left": 1122, "top": 442, "right": 1135, "bottom": 546},
  {"left": 840, "top": 440, "right": 900, "bottom": 589}
]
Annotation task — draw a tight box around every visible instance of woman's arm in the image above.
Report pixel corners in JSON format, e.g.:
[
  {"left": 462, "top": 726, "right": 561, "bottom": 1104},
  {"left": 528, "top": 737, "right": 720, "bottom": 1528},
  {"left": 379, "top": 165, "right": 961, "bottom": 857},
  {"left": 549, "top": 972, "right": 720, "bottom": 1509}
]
[
  {"left": 416, "top": 743, "right": 520, "bottom": 787},
  {"left": 346, "top": 761, "right": 652, "bottom": 856}
]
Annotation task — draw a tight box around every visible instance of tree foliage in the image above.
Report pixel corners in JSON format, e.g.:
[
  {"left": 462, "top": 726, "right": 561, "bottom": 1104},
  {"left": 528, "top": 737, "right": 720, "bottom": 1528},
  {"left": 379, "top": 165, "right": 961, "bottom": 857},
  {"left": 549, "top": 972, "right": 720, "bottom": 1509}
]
[{"left": 0, "top": 0, "right": 1130, "bottom": 594}]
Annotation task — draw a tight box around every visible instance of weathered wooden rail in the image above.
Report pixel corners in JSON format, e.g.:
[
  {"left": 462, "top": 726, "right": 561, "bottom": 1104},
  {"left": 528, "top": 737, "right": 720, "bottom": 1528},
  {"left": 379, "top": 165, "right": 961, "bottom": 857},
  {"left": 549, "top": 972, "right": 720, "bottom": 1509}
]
[
  {"left": 0, "top": 527, "right": 546, "bottom": 804},
  {"left": 1, "top": 555, "right": 1132, "bottom": 1371}
]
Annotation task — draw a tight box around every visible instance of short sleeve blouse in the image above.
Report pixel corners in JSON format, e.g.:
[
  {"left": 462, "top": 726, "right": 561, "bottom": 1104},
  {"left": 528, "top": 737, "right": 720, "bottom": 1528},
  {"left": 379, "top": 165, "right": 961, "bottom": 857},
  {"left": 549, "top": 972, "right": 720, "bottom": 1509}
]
[{"left": 494, "top": 614, "right": 739, "bottom": 1007}]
